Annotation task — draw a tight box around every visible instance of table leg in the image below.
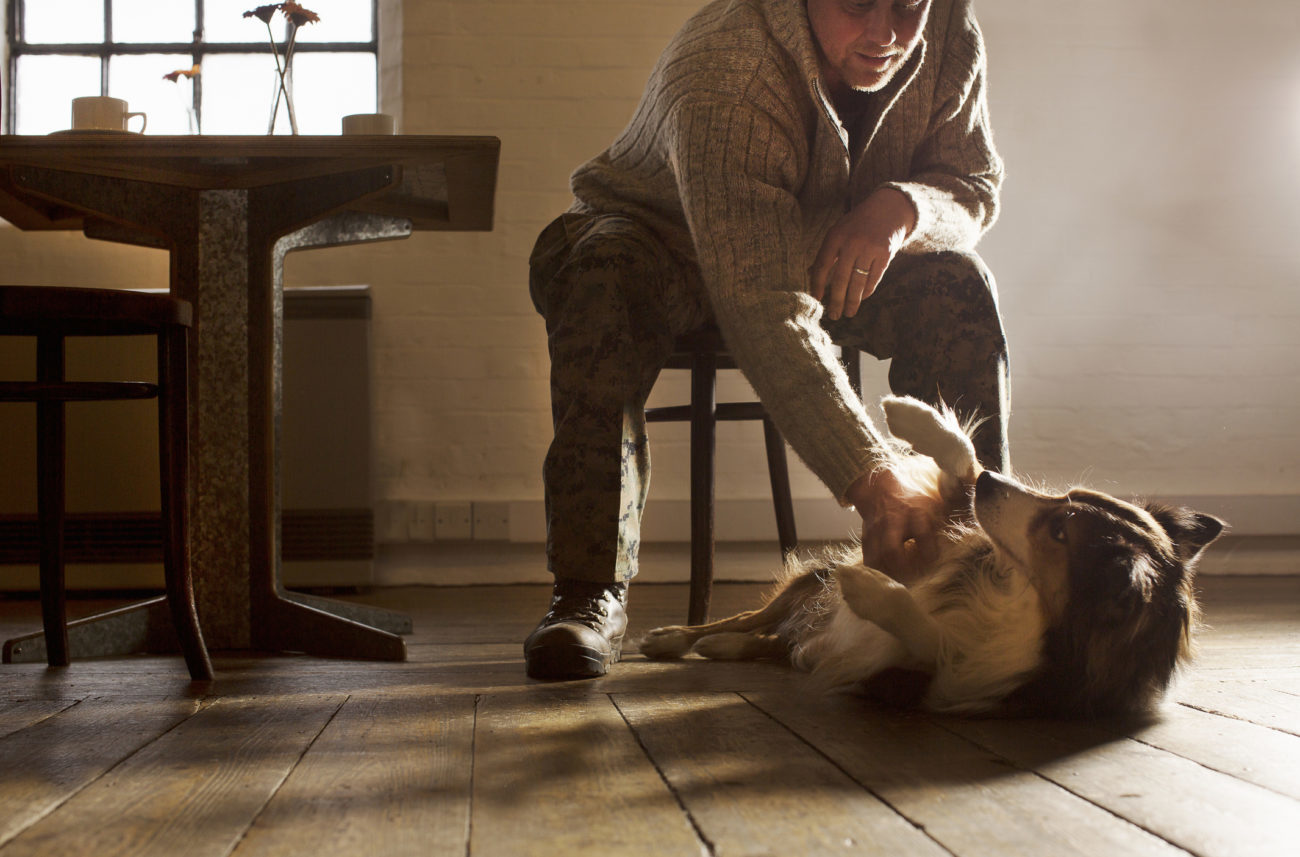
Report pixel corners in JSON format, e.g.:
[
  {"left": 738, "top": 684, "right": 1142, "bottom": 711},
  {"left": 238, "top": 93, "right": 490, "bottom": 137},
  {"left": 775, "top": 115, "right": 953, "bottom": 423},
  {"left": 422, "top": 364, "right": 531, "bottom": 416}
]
[
  {"left": 254, "top": 213, "right": 415, "bottom": 649},
  {"left": 198, "top": 174, "right": 414, "bottom": 659}
]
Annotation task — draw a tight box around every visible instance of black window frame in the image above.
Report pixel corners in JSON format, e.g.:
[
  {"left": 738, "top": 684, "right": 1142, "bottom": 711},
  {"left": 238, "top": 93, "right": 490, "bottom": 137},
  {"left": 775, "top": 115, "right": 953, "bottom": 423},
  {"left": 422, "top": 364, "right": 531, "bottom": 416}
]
[{"left": 3, "top": 0, "right": 379, "bottom": 134}]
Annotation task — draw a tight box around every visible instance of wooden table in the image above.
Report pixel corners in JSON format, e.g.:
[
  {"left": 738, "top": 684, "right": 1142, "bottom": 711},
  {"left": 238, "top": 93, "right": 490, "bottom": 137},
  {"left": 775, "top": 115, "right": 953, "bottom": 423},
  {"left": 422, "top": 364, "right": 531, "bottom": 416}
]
[{"left": 0, "top": 135, "right": 500, "bottom": 664}]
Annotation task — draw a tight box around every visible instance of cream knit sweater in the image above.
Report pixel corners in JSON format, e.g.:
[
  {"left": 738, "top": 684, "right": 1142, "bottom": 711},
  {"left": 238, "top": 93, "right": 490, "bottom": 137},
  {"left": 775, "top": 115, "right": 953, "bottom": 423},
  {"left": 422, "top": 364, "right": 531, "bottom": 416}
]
[{"left": 569, "top": 0, "right": 1003, "bottom": 503}]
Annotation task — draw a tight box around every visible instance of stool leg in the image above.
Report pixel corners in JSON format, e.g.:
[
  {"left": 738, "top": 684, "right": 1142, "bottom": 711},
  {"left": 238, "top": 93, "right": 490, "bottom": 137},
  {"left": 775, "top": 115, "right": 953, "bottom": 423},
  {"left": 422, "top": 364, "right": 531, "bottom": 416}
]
[
  {"left": 36, "top": 333, "right": 70, "bottom": 667},
  {"left": 158, "top": 328, "right": 213, "bottom": 681},
  {"left": 688, "top": 350, "right": 716, "bottom": 626},
  {"left": 762, "top": 418, "right": 798, "bottom": 560}
]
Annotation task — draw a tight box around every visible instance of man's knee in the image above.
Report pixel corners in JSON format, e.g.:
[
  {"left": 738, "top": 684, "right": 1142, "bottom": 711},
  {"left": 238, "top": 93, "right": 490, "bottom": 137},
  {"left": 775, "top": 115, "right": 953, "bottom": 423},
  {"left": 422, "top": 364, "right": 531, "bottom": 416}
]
[
  {"left": 530, "top": 217, "right": 667, "bottom": 326},
  {"left": 900, "top": 251, "right": 1005, "bottom": 355},
  {"left": 905, "top": 250, "right": 999, "bottom": 319}
]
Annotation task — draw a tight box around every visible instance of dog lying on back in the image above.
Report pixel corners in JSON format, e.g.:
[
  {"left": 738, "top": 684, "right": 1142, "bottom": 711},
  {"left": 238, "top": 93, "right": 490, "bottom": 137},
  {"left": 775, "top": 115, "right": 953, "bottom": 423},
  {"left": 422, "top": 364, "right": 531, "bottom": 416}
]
[{"left": 641, "top": 397, "right": 1225, "bottom": 717}]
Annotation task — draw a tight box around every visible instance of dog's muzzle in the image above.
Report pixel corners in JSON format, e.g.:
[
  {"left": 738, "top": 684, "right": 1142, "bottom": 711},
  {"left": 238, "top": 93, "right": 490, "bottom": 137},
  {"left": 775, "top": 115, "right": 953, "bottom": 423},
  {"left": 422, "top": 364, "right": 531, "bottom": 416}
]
[
  {"left": 973, "top": 470, "right": 1045, "bottom": 538},
  {"left": 975, "top": 470, "right": 1016, "bottom": 503}
]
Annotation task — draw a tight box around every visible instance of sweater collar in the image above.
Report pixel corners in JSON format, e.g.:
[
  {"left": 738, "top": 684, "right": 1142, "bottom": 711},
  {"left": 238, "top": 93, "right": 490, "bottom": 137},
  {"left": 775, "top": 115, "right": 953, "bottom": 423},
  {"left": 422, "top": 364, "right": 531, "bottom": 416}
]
[
  {"left": 762, "top": 0, "right": 825, "bottom": 90},
  {"left": 761, "top": 0, "right": 929, "bottom": 148}
]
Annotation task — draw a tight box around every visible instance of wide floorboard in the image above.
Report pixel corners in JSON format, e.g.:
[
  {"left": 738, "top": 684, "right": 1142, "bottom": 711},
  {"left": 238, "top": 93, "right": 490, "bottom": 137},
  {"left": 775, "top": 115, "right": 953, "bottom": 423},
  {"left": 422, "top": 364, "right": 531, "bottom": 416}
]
[{"left": 0, "top": 576, "right": 1297, "bottom": 857}]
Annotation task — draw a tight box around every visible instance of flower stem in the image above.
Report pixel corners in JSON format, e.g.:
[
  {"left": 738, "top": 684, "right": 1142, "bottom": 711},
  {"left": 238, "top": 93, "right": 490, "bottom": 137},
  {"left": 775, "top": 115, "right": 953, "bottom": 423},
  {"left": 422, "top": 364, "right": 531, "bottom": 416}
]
[
  {"left": 264, "top": 20, "right": 288, "bottom": 133},
  {"left": 282, "top": 23, "right": 300, "bottom": 134}
]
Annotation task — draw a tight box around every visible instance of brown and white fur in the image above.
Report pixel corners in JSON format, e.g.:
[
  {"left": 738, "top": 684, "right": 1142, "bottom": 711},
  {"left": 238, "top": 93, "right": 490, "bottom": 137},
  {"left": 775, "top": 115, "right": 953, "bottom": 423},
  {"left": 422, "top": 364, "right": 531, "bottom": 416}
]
[{"left": 640, "top": 397, "right": 1225, "bottom": 717}]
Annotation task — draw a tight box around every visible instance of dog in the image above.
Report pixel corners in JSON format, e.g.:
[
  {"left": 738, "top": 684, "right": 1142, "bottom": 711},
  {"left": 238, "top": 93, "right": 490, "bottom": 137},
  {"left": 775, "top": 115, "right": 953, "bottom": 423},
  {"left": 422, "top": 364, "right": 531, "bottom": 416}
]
[{"left": 640, "top": 397, "right": 1225, "bottom": 717}]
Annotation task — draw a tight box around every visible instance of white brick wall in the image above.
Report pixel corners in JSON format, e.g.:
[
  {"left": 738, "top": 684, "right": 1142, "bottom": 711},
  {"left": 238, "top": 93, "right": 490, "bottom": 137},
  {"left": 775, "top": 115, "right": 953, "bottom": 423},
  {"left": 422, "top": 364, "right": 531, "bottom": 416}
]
[{"left": 3, "top": 0, "right": 1298, "bottom": 540}]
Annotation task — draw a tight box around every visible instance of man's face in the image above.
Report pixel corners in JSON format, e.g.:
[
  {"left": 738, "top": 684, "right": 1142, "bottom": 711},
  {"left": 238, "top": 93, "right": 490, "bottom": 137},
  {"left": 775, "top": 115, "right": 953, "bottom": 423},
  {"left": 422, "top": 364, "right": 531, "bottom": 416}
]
[{"left": 806, "top": 0, "right": 931, "bottom": 96}]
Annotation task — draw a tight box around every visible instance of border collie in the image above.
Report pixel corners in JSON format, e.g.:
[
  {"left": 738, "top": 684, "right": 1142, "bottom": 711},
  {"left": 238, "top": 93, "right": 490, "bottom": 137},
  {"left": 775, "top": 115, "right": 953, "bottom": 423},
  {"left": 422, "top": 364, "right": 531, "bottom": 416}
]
[{"left": 641, "top": 397, "right": 1224, "bottom": 716}]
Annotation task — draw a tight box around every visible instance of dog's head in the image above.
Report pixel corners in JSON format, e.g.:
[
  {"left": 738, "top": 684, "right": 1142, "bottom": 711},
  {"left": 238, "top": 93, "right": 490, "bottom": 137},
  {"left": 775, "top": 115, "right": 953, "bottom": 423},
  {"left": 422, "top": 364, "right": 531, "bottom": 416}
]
[{"left": 973, "top": 471, "right": 1224, "bottom": 716}]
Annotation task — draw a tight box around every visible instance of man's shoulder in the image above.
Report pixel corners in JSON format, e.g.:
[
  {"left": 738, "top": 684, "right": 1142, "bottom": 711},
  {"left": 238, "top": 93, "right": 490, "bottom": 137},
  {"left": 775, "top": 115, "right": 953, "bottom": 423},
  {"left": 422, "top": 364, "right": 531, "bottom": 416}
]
[
  {"left": 654, "top": 0, "right": 807, "bottom": 103},
  {"left": 925, "top": 0, "right": 983, "bottom": 51}
]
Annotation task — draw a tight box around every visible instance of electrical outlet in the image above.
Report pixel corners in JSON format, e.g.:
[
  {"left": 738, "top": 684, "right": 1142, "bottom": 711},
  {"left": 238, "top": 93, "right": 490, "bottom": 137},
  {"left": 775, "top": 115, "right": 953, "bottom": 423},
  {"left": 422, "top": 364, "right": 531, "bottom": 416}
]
[
  {"left": 409, "top": 501, "right": 437, "bottom": 542},
  {"left": 472, "top": 502, "right": 510, "bottom": 540},
  {"left": 435, "top": 502, "right": 473, "bottom": 540}
]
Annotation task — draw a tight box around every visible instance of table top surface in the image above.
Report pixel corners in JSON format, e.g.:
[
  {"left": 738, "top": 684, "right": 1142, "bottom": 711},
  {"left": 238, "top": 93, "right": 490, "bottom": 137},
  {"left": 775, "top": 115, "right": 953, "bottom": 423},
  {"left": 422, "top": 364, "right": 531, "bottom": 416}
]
[{"left": 0, "top": 134, "right": 501, "bottom": 232}]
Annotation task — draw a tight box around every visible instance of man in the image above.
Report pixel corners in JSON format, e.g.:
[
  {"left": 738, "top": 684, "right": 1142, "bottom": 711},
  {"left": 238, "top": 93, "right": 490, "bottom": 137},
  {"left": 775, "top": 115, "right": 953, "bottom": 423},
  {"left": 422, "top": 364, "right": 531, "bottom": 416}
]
[{"left": 526, "top": 0, "right": 1009, "bottom": 679}]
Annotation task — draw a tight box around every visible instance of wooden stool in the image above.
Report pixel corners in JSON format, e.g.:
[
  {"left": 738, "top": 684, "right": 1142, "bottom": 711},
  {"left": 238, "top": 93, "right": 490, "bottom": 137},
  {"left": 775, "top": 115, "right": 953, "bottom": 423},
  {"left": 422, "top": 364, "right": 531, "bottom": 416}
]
[
  {"left": 645, "top": 327, "right": 797, "bottom": 624},
  {"left": 647, "top": 328, "right": 866, "bottom": 624},
  {"left": 0, "top": 286, "right": 212, "bottom": 680}
]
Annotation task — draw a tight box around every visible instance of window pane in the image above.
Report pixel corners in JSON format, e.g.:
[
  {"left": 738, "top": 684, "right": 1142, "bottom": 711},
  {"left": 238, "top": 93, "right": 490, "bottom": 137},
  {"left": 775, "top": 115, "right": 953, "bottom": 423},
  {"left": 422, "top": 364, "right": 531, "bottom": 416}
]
[
  {"left": 22, "top": 0, "right": 104, "bottom": 44},
  {"left": 205, "top": 2, "right": 287, "bottom": 44},
  {"left": 15, "top": 55, "right": 102, "bottom": 134},
  {"left": 112, "top": 0, "right": 196, "bottom": 44},
  {"left": 292, "top": 53, "right": 377, "bottom": 134},
  {"left": 293, "top": 0, "right": 374, "bottom": 44},
  {"left": 109, "top": 55, "right": 197, "bottom": 134},
  {"left": 199, "top": 53, "right": 282, "bottom": 134}
]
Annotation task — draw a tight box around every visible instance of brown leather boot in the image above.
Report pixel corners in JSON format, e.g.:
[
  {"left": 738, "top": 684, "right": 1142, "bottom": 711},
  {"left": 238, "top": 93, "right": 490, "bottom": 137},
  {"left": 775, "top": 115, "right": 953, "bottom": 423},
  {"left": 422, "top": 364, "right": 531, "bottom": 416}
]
[{"left": 524, "top": 578, "right": 628, "bottom": 679}]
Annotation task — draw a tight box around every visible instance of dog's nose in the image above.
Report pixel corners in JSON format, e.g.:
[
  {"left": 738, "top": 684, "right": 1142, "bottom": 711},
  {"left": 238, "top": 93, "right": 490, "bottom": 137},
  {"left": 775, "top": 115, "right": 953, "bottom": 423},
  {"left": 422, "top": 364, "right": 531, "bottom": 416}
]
[{"left": 976, "top": 470, "right": 1012, "bottom": 501}]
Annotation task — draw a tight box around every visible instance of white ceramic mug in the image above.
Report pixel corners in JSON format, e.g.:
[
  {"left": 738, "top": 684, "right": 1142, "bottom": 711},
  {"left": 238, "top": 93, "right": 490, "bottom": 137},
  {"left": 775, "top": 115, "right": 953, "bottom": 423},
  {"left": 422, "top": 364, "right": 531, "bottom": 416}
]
[
  {"left": 71, "top": 96, "right": 147, "bottom": 132},
  {"left": 341, "top": 113, "right": 396, "bottom": 135}
]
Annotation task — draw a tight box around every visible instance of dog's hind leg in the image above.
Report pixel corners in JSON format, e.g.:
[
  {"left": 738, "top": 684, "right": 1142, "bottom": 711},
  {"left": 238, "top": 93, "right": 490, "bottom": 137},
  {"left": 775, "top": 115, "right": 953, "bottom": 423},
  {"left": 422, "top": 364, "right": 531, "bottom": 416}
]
[
  {"left": 694, "top": 632, "right": 787, "bottom": 661},
  {"left": 640, "top": 608, "right": 774, "bottom": 659},
  {"left": 640, "top": 568, "right": 828, "bottom": 659},
  {"left": 882, "top": 396, "right": 980, "bottom": 483},
  {"left": 835, "top": 564, "right": 943, "bottom": 667}
]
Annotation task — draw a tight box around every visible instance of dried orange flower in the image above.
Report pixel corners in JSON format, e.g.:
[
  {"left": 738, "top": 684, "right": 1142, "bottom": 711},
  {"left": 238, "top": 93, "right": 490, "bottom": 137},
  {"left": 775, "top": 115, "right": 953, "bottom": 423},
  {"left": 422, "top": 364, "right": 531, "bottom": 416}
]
[
  {"left": 162, "top": 64, "right": 202, "bottom": 82},
  {"left": 280, "top": 2, "right": 321, "bottom": 27},
  {"left": 242, "top": 4, "right": 278, "bottom": 24},
  {"left": 243, "top": 3, "right": 320, "bottom": 27}
]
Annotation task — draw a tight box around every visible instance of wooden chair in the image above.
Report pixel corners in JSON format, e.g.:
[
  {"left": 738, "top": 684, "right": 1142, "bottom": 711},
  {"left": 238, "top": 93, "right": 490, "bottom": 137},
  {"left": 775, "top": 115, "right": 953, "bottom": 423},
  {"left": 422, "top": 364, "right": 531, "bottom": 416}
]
[
  {"left": 0, "top": 286, "right": 212, "bottom": 680},
  {"left": 646, "top": 327, "right": 865, "bottom": 624}
]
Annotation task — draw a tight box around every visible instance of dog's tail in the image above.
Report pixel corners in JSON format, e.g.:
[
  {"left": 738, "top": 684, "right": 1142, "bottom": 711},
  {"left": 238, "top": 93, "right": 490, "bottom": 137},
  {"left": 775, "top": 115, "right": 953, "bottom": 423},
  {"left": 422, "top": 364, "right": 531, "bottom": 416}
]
[{"left": 639, "top": 567, "right": 829, "bottom": 660}]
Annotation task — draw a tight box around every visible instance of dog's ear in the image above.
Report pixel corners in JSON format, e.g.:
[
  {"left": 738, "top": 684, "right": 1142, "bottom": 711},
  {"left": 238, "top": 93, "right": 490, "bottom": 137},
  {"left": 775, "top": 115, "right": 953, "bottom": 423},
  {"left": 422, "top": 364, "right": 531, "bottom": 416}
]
[{"left": 1149, "top": 506, "right": 1227, "bottom": 563}]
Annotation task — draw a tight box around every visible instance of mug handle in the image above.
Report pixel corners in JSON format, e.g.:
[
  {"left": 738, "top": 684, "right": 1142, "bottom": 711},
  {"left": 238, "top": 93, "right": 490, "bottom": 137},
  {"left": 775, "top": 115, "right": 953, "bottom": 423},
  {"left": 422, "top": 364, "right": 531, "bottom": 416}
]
[{"left": 126, "top": 111, "right": 147, "bottom": 133}]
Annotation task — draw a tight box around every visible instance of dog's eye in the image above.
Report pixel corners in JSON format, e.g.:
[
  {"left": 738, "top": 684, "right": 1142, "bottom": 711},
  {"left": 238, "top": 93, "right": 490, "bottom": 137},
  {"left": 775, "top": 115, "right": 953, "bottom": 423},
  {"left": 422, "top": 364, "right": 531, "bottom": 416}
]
[{"left": 1049, "top": 512, "right": 1072, "bottom": 544}]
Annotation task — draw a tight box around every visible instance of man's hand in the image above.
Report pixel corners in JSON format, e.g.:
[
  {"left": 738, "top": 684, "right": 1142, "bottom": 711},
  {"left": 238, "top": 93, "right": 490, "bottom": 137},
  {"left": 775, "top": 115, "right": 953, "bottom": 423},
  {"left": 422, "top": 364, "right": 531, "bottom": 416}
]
[
  {"left": 844, "top": 466, "right": 944, "bottom": 583},
  {"left": 810, "top": 187, "right": 917, "bottom": 320}
]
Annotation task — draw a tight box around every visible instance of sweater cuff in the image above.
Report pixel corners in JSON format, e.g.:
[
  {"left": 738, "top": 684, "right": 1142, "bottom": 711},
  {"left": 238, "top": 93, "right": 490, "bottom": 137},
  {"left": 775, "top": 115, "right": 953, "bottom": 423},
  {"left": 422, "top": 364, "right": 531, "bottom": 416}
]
[
  {"left": 880, "top": 180, "right": 934, "bottom": 249},
  {"left": 830, "top": 450, "right": 889, "bottom": 509}
]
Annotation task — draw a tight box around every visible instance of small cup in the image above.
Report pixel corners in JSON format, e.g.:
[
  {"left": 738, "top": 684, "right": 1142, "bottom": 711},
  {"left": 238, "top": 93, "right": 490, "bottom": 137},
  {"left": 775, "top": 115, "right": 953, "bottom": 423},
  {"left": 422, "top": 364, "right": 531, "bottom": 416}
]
[
  {"left": 71, "top": 96, "right": 147, "bottom": 133},
  {"left": 341, "top": 112, "right": 396, "bottom": 135}
]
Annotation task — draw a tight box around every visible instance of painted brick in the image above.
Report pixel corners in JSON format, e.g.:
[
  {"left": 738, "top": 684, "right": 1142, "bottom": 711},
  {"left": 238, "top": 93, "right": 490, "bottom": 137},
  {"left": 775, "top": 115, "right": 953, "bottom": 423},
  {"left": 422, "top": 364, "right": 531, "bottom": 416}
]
[{"left": 4, "top": 0, "right": 1297, "bottom": 526}]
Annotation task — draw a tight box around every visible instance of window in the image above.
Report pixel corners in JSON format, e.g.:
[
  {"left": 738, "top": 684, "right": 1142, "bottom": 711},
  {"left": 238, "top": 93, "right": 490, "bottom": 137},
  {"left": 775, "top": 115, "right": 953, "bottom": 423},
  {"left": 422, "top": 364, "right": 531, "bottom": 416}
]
[{"left": 4, "top": 0, "right": 378, "bottom": 135}]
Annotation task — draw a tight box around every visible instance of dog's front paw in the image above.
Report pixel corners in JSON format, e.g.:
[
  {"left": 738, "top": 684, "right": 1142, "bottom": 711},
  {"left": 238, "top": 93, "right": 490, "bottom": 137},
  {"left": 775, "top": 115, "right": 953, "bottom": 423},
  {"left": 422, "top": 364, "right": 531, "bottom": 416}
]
[
  {"left": 835, "top": 563, "right": 910, "bottom": 625},
  {"left": 639, "top": 627, "right": 693, "bottom": 659}
]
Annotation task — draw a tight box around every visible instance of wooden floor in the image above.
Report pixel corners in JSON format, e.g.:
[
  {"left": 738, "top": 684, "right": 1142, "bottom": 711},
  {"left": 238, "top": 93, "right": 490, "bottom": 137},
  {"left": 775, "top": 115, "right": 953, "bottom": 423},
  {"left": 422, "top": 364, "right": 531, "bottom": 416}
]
[{"left": 0, "top": 576, "right": 1297, "bottom": 857}]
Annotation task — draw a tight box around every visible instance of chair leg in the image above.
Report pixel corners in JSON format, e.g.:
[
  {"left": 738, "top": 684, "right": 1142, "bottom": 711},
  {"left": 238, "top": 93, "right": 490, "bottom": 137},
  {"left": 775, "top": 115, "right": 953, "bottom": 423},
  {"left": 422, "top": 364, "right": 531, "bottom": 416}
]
[
  {"left": 687, "top": 350, "right": 716, "bottom": 626},
  {"left": 762, "top": 418, "right": 798, "bottom": 559},
  {"left": 158, "top": 328, "right": 213, "bottom": 681},
  {"left": 36, "top": 333, "right": 69, "bottom": 667}
]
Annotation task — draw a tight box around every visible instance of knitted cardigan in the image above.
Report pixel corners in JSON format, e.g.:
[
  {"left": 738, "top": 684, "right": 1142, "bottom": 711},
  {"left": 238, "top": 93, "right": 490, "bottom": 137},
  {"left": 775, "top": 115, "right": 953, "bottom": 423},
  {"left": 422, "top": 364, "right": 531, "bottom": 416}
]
[{"left": 569, "top": 0, "right": 1003, "bottom": 503}]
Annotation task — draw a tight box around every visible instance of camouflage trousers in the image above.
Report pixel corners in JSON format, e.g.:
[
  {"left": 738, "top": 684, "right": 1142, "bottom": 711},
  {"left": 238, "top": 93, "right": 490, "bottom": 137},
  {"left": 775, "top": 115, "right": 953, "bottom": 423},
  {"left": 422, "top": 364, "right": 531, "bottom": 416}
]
[{"left": 529, "top": 212, "right": 1009, "bottom": 584}]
